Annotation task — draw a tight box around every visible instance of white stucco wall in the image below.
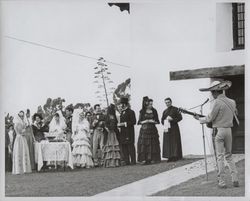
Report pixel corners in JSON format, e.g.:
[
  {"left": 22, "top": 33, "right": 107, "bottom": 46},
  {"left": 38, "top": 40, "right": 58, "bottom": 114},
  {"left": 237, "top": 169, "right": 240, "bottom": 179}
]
[
  {"left": 216, "top": 3, "right": 234, "bottom": 51},
  {"left": 130, "top": 0, "right": 245, "bottom": 156}
]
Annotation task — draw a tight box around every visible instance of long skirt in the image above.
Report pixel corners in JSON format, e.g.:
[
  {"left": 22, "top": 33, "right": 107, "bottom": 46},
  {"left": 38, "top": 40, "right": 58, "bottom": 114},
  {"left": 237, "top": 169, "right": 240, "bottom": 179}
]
[
  {"left": 25, "top": 127, "right": 35, "bottom": 170},
  {"left": 72, "top": 131, "right": 94, "bottom": 168},
  {"left": 162, "top": 125, "right": 183, "bottom": 160},
  {"left": 12, "top": 135, "right": 32, "bottom": 174},
  {"left": 137, "top": 124, "right": 161, "bottom": 163},
  {"left": 5, "top": 148, "right": 12, "bottom": 172},
  {"left": 103, "top": 130, "right": 121, "bottom": 168}
]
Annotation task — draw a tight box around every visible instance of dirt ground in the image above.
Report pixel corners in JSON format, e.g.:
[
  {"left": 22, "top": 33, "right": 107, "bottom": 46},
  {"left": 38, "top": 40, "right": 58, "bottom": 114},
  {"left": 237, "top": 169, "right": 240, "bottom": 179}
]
[
  {"left": 153, "top": 159, "right": 245, "bottom": 197},
  {"left": 5, "top": 158, "right": 198, "bottom": 197}
]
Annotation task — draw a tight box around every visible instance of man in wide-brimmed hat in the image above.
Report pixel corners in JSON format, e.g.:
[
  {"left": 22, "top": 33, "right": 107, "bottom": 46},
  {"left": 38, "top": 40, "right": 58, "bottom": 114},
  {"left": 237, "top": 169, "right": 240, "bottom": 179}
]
[
  {"left": 194, "top": 80, "right": 239, "bottom": 188},
  {"left": 117, "top": 97, "right": 137, "bottom": 165}
]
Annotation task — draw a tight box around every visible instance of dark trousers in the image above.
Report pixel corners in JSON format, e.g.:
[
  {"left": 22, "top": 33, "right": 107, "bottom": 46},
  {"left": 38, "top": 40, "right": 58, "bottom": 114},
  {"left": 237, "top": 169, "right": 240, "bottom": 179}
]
[{"left": 121, "top": 144, "right": 136, "bottom": 165}]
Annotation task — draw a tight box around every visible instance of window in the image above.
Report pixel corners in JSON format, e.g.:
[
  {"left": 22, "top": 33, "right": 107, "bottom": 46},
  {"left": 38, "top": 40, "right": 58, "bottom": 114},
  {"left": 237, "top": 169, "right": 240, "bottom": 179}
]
[{"left": 232, "top": 3, "right": 245, "bottom": 50}]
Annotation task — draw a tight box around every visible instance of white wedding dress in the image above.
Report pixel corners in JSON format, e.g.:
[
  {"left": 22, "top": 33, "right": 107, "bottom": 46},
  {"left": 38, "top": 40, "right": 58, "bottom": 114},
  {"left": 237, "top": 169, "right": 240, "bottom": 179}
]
[
  {"left": 72, "top": 117, "right": 93, "bottom": 168},
  {"left": 49, "top": 111, "right": 67, "bottom": 140}
]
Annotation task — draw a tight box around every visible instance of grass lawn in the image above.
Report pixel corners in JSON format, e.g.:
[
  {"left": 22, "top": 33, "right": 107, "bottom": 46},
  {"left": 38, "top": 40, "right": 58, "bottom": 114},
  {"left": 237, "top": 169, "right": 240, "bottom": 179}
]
[
  {"left": 153, "top": 159, "right": 245, "bottom": 197},
  {"left": 5, "top": 158, "right": 198, "bottom": 197}
]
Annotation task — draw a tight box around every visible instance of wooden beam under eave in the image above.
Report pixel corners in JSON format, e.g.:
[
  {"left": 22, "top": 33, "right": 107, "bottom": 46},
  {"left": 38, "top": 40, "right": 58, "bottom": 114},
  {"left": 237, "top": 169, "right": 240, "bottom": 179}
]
[{"left": 170, "top": 65, "right": 245, "bottom": 80}]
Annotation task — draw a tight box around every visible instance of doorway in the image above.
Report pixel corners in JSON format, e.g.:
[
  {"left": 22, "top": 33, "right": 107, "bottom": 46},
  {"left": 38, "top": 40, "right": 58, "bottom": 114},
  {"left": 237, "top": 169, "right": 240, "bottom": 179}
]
[{"left": 219, "top": 75, "right": 245, "bottom": 153}]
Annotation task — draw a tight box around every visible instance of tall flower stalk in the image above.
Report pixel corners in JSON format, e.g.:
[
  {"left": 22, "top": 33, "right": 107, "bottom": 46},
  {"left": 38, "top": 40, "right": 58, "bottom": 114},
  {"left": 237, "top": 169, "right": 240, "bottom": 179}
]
[{"left": 93, "top": 57, "right": 114, "bottom": 107}]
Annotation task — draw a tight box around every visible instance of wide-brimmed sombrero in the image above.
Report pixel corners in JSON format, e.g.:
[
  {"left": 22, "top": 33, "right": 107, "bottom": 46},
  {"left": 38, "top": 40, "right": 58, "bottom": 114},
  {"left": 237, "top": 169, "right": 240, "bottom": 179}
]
[{"left": 199, "top": 80, "right": 232, "bottom": 92}]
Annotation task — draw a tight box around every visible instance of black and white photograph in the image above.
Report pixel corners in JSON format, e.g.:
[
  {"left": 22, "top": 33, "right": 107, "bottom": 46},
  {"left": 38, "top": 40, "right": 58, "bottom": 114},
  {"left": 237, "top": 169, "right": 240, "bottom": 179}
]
[{"left": 0, "top": 0, "right": 249, "bottom": 200}]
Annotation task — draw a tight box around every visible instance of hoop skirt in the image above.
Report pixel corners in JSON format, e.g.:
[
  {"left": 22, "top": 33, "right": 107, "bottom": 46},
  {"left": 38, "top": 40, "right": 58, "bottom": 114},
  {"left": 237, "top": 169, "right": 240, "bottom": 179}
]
[
  {"left": 103, "top": 130, "right": 121, "bottom": 167},
  {"left": 72, "top": 123, "right": 94, "bottom": 168}
]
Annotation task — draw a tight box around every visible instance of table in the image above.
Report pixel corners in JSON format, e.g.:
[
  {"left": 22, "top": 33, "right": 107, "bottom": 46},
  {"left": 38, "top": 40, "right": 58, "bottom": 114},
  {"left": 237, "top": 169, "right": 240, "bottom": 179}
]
[{"left": 34, "top": 141, "right": 74, "bottom": 171}]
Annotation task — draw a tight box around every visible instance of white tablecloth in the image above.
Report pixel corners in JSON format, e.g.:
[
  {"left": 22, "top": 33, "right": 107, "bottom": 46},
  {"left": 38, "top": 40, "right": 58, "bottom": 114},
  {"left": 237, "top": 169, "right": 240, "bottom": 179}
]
[{"left": 34, "top": 141, "right": 73, "bottom": 171}]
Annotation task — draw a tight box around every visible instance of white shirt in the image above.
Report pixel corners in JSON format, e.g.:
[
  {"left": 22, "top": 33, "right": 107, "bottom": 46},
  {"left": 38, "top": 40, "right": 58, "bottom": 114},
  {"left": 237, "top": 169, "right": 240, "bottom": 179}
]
[{"left": 199, "top": 94, "right": 236, "bottom": 128}]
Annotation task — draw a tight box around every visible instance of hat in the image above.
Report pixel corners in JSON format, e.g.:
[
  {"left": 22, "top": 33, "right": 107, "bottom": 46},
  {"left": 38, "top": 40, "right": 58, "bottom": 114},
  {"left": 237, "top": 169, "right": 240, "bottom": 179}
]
[
  {"left": 199, "top": 80, "right": 232, "bottom": 92},
  {"left": 120, "top": 97, "right": 129, "bottom": 104}
]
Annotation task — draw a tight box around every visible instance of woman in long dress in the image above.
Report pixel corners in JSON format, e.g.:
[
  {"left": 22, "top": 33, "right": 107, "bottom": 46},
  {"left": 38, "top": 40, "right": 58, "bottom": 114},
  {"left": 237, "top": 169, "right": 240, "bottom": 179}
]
[
  {"left": 12, "top": 111, "right": 32, "bottom": 174},
  {"left": 72, "top": 109, "right": 94, "bottom": 168},
  {"left": 24, "top": 109, "right": 36, "bottom": 170},
  {"left": 103, "top": 104, "right": 121, "bottom": 168},
  {"left": 137, "top": 97, "right": 161, "bottom": 165}
]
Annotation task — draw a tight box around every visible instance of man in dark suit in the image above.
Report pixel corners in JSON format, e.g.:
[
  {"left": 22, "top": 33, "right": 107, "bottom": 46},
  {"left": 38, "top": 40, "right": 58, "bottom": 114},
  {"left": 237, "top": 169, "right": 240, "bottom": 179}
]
[{"left": 117, "top": 98, "right": 136, "bottom": 165}]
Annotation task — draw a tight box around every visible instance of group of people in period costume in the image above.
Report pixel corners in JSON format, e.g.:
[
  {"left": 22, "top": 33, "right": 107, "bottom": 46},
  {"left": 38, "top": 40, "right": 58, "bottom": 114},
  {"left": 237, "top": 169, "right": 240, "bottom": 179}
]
[
  {"left": 5, "top": 80, "right": 240, "bottom": 189},
  {"left": 5, "top": 96, "right": 184, "bottom": 174},
  {"left": 4, "top": 98, "right": 134, "bottom": 174}
]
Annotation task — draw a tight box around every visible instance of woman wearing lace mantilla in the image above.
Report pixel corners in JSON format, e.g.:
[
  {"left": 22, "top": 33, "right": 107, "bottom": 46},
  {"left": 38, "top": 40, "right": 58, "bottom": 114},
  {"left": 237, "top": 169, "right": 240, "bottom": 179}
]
[{"left": 72, "top": 109, "right": 94, "bottom": 168}]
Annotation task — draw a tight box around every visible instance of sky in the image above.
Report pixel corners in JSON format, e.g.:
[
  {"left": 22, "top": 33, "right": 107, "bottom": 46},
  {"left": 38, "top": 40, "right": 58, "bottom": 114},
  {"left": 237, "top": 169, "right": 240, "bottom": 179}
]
[{"left": 1, "top": 1, "right": 131, "bottom": 115}]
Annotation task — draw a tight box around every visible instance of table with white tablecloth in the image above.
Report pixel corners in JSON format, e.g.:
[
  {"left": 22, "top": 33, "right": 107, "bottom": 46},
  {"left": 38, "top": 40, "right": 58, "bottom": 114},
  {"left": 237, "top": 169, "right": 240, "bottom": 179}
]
[{"left": 34, "top": 141, "right": 73, "bottom": 171}]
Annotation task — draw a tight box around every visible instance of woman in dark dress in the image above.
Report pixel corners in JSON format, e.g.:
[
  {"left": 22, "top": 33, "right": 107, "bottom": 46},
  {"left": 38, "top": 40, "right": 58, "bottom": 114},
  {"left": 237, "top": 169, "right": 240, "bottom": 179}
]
[
  {"left": 137, "top": 97, "right": 161, "bottom": 164},
  {"left": 32, "top": 113, "right": 49, "bottom": 142},
  {"left": 103, "top": 104, "right": 121, "bottom": 167}
]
